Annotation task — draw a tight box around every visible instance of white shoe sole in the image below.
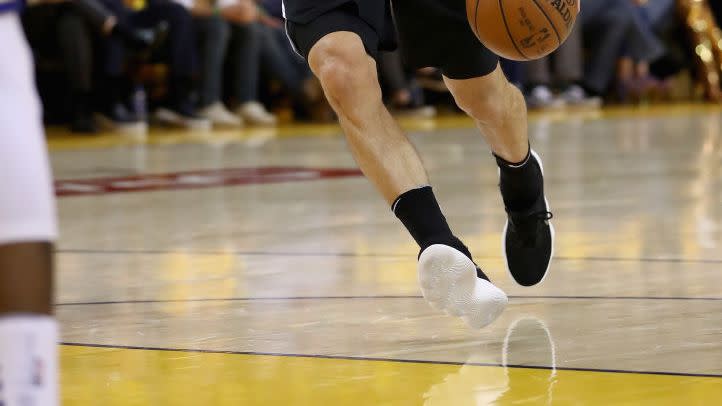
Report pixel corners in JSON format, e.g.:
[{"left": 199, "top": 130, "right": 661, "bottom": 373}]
[
  {"left": 154, "top": 109, "right": 211, "bottom": 131},
  {"left": 500, "top": 149, "right": 555, "bottom": 287},
  {"left": 94, "top": 114, "right": 148, "bottom": 136},
  {"left": 418, "top": 245, "right": 508, "bottom": 329}
]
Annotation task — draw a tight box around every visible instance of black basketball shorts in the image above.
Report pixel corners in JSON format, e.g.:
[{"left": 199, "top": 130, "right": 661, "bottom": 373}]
[{"left": 283, "top": 0, "right": 499, "bottom": 79}]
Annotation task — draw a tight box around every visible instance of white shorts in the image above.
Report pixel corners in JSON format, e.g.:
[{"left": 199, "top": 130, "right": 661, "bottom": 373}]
[{"left": 0, "top": 13, "right": 58, "bottom": 244}]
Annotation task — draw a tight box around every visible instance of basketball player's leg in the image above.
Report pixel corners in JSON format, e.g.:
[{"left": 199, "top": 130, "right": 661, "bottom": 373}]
[
  {"left": 390, "top": 0, "right": 553, "bottom": 287},
  {"left": 443, "top": 65, "right": 529, "bottom": 163},
  {"left": 0, "top": 12, "right": 59, "bottom": 406},
  {"left": 444, "top": 66, "right": 554, "bottom": 288},
  {"left": 308, "top": 31, "right": 426, "bottom": 203},
  {"left": 284, "top": 4, "right": 507, "bottom": 327}
]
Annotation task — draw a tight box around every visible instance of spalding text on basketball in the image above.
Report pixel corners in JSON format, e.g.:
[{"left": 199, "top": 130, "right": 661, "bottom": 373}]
[{"left": 549, "top": 0, "right": 575, "bottom": 28}]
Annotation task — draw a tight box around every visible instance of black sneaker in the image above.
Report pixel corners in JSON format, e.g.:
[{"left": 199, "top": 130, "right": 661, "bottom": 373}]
[{"left": 501, "top": 150, "right": 554, "bottom": 287}]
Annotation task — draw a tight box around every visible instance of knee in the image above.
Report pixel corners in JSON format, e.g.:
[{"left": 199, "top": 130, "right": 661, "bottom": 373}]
[
  {"left": 452, "top": 70, "right": 523, "bottom": 122},
  {"left": 308, "top": 33, "right": 379, "bottom": 107}
]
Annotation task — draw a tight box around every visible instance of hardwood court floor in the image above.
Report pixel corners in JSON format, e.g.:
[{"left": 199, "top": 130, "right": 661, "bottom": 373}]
[{"left": 50, "top": 105, "right": 722, "bottom": 405}]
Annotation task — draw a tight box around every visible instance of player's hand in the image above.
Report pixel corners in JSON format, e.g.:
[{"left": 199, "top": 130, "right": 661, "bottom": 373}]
[{"left": 221, "top": 1, "right": 258, "bottom": 24}]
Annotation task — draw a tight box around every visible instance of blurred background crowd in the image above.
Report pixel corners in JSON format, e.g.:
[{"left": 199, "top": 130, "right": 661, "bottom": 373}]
[{"left": 19, "top": 0, "right": 722, "bottom": 134}]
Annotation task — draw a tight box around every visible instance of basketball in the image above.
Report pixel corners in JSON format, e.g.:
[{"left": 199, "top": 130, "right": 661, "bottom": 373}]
[{"left": 466, "top": 0, "right": 579, "bottom": 61}]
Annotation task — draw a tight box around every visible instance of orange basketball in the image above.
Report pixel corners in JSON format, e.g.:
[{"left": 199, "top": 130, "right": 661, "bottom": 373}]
[{"left": 466, "top": 0, "right": 579, "bottom": 61}]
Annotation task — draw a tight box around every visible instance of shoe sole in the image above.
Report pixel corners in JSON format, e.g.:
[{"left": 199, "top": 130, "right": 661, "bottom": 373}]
[
  {"left": 418, "top": 245, "right": 508, "bottom": 329},
  {"left": 500, "top": 149, "right": 555, "bottom": 287}
]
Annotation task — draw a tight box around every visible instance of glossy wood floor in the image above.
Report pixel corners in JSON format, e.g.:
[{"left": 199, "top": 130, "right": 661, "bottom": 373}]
[{"left": 51, "top": 105, "right": 722, "bottom": 405}]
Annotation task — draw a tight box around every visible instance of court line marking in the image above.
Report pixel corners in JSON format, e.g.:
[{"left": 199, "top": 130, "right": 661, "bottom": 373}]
[
  {"left": 54, "top": 294, "right": 722, "bottom": 307},
  {"left": 59, "top": 342, "right": 722, "bottom": 379},
  {"left": 55, "top": 248, "right": 722, "bottom": 265}
]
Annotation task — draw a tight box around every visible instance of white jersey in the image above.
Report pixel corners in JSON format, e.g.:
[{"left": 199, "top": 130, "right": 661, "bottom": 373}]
[{"left": 0, "top": 12, "right": 58, "bottom": 244}]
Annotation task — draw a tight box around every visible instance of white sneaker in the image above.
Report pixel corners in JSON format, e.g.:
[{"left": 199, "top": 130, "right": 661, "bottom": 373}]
[
  {"left": 154, "top": 107, "right": 211, "bottom": 131},
  {"left": 236, "top": 101, "right": 277, "bottom": 126},
  {"left": 390, "top": 105, "right": 437, "bottom": 118},
  {"left": 93, "top": 113, "right": 148, "bottom": 137},
  {"left": 418, "top": 244, "right": 508, "bottom": 329},
  {"left": 526, "top": 85, "right": 566, "bottom": 110},
  {"left": 198, "top": 102, "right": 243, "bottom": 127},
  {"left": 559, "top": 85, "right": 602, "bottom": 108}
]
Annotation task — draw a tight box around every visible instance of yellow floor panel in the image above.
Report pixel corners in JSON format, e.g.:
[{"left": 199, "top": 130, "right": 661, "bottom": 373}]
[
  {"left": 46, "top": 104, "right": 722, "bottom": 151},
  {"left": 61, "top": 345, "right": 720, "bottom": 405}
]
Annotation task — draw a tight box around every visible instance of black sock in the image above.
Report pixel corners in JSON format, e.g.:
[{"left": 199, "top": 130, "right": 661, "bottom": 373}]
[
  {"left": 392, "top": 185, "right": 476, "bottom": 255},
  {"left": 495, "top": 147, "right": 543, "bottom": 212},
  {"left": 393, "top": 187, "right": 489, "bottom": 280}
]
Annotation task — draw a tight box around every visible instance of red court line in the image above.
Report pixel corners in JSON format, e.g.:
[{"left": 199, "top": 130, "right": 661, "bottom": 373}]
[{"left": 55, "top": 167, "right": 363, "bottom": 197}]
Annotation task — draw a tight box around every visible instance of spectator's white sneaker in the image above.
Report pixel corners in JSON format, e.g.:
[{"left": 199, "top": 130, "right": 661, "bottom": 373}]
[
  {"left": 94, "top": 103, "right": 148, "bottom": 136},
  {"left": 526, "top": 86, "right": 566, "bottom": 110},
  {"left": 198, "top": 102, "right": 243, "bottom": 127},
  {"left": 390, "top": 105, "right": 437, "bottom": 118},
  {"left": 94, "top": 114, "right": 148, "bottom": 136},
  {"left": 418, "top": 244, "right": 508, "bottom": 329},
  {"left": 154, "top": 108, "right": 211, "bottom": 131},
  {"left": 236, "top": 101, "right": 277, "bottom": 126},
  {"left": 559, "top": 85, "right": 602, "bottom": 108}
]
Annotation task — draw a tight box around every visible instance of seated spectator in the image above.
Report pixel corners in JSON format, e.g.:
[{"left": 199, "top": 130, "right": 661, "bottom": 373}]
[
  {"left": 190, "top": 0, "right": 277, "bottom": 127},
  {"left": 579, "top": 0, "right": 665, "bottom": 100},
  {"left": 22, "top": 0, "right": 151, "bottom": 133},
  {"left": 99, "top": 0, "right": 209, "bottom": 129},
  {"left": 523, "top": 25, "right": 601, "bottom": 109}
]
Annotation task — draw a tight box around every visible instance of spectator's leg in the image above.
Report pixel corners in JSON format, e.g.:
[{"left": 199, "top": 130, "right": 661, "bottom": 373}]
[
  {"left": 580, "top": 0, "right": 634, "bottom": 95},
  {"left": 551, "top": 26, "right": 601, "bottom": 106},
  {"left": 552, "top": 24, "right": 583, "bottom": 86},
  {"left": 230, "top": 22, "right": 275, "bottom": 125},
  {"left": 259, "top": 24, "right": 305, "bottom": 96},
  {"left": 524, "top": 57, "right": 551, "bottom": 88},
  {"left": 625, "top": 8, "right": 665, "bottom": 64},
  {"left": 378, "top": 49, "right": 432, "bottom": 115},
  {"left": 230, "top": 22, "right": 261, "bottom": 104},
  {"left": 378, "top": 49, "right": 409, "bottom": 99},
  {"left": 522, "top": 57, "right": 559, "bottom": 109},
  {"left": 645, "top": 0, "right": 677, "bottom": 34},
  {"left": 195, "top": 15, "right": 230, "bottom": 108},
  {"left": 131, "top": 2, "right": 205, "bottom": 125},
  {"left": 56, "top": 7, "right": 96, "bottom": 132}
]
